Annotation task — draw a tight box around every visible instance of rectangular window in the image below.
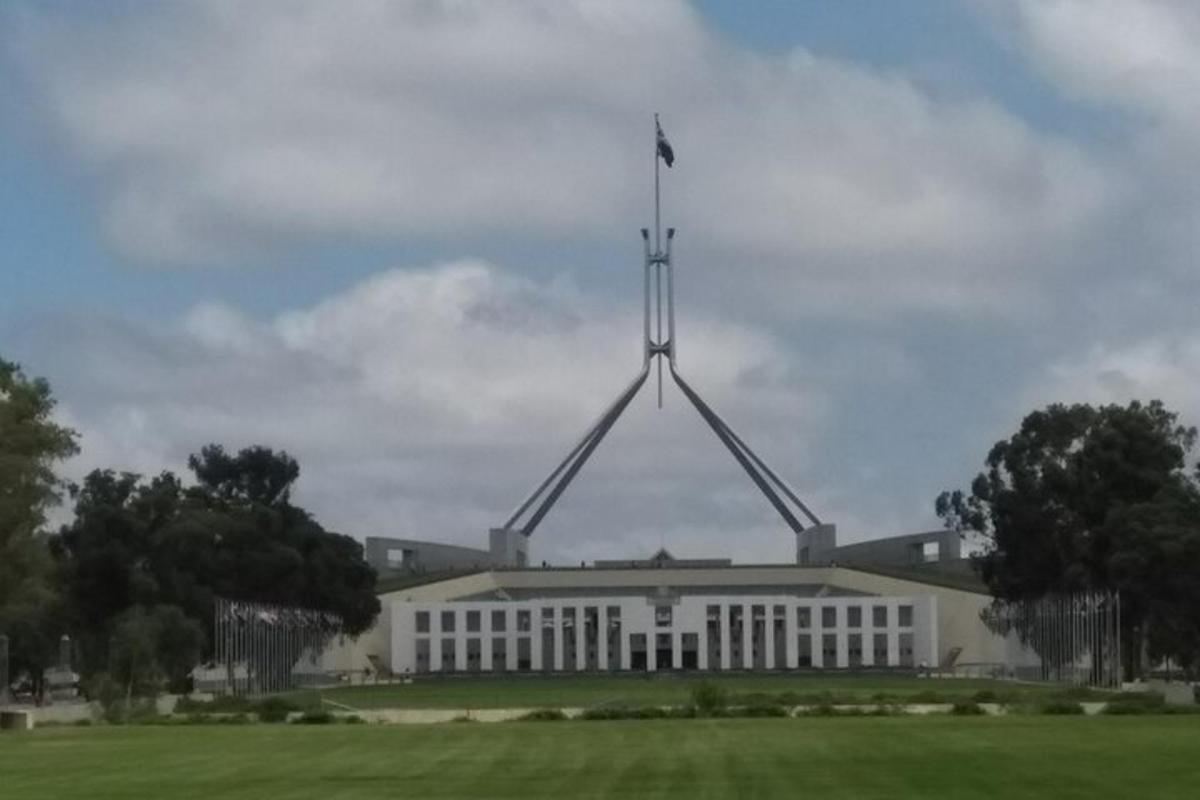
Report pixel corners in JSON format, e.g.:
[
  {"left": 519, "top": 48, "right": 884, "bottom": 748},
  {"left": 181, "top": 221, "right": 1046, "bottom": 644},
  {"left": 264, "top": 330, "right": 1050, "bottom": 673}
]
[
  {"left": 415, "top": 611, "right": 430, "bottom": 633},
  {"left": 492, "top": 609, "right": 507, "bottom": 632},
  {"left": 517, "top": 610, "right": 531, "bottom": 632},
  {"left": 847, "top": 606, "right": 862, "bottom": 628},
  {"left": 440, "top": 611, "right": 456, "bottom": 633},
  {"left": 848, "top": 633, "right": 863, "bottom": 667},
  {"left": 898, "top": 605, "right": 914, "bottom": 627},
  {"left": 797, "top": 634, "right": 812, "bottom": 667},
  {"left": 873, "top": 633, "right": 889, "bottom": 665},
  {"left": 822, "top": 633, "right": 838, "bottom": 663},
  {"left": 872, "top": 605, "right": 888, "bottom": 628},
  {"left": 466, "top": 610, "right": 481, "bottom": 633},
  {"left": 899, "top": 632, "right": 915, "bottom": 667},
  {"left": 772, "top": 604, "right": 785, "bottom": 619},
  {"left": 655, "top": 605, "right": 673, "bottom": 627},
  {"left": 606, "top": 605, "right": 621, "bottom": 620},
  {"left": 821, "top": 606, "right": 837, "bottom": 628},
  {"left": 796, "top": 607, "right": 811, "bottom": 629}
]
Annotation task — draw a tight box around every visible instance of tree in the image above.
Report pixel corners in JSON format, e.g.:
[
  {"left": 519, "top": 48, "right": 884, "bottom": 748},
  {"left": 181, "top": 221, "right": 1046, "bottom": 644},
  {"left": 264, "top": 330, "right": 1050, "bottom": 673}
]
[
  {"left": 54, "top": 444, "right": 380, "bottom": 681},
  {"left": 0, "top": 359, "right": 78, "bottom": 696},
  {"left": 937, "top": 400, "right": 1200, "bottom": 678}
]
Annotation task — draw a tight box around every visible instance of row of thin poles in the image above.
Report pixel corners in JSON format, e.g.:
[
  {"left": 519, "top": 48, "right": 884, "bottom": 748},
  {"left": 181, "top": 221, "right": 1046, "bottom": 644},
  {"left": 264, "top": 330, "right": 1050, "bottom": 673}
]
[
  {"left": 995, "top": 591, "right": 1121, "bottom": 688},
  {"left": 213, "top": 598, "right": 343, "bottom": 697}
]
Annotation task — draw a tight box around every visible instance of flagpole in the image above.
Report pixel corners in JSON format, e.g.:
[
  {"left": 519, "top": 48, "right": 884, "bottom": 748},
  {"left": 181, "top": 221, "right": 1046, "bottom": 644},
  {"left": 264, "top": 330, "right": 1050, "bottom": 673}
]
[{"left": 654, "top": 113, "right": 663, "bottom": 407}]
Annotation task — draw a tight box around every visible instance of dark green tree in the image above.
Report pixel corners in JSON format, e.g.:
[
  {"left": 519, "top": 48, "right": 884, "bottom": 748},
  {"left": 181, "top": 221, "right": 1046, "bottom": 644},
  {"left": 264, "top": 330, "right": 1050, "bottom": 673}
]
[
  {"left": 938, "top": 400, "right": 1200, "bottom": 678},
  {"left": 0, "top": 359, "right": 78, "bottom": 696},
  {"left": 54, "top": 445, "right": 380, "bottom": 681}
]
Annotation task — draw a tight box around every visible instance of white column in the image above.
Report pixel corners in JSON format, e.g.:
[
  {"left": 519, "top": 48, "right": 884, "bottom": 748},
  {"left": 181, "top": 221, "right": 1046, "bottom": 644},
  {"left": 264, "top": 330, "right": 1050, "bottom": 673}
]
[
  {"left": 765, "top": 609, "right": 776, "bottom": 671},
  {"left": 531, "top": 605, "right": 543, "bottom": 671},
  {"left": 741, "top": 604, "right": 752, "bottom": 669},
  {"left": 698, "top": 610, "right": 709, "bottom": 671},
  {"left": 672, "top": 630, "right": 682, "bottom": 670},
  {"left": 719, "top": 603, "right": 731, "bottom": 670},
  {"left": 431, "top": 612, "right": 444, "bottom": 673},
  {"left": 552, "top": 606, "right": 564, "bottom": 671},
  {"left": 620, "top": 628, "right": 632, "bottom": 671},
  {"left": 785, "top": 604, "right": 798, "bottom": 669},
  {"left": 455, "top": 611, "right": 468, "bottom": 671},
  {"left": 647, "top": 628, "right": 657, "bottom": 672},
  {"left": 863, "top": 606, "right": 875, "bottom": 667},
  {"left": 477, "top": 609, "right": 492, "bottom": 671},
  {"left": 506, "top": 608, "right": 519, "bottom": 671},
  {"left": 888, "top": 601, "right": 899, "bottom": 666},
  {"left": 575, "top": 605, "right": 587, "bottom": 671},
  {"left": 837, "top": 605, "right": 849, "bottom": 669},
  {"left": 597, "top": 607, "right": 609, "bottom": 671},
  {"left": 812, "top": 606, "right": 824, "bottom": 669}
]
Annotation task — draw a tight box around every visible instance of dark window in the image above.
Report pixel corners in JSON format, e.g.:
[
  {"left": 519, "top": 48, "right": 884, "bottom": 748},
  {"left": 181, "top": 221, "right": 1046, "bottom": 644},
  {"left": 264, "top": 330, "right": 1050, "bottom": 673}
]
[
  {"left": 517, "top": 610, "right": 531, "bottom": 632},
  {"left": 440, "top": 611, "right": 456, "bottom": 633},
  {"left": 821, "top": 606, "right": 837, "bottom": 628},
  {"left": 466, "top": 611, "right": 481, "bottom": 633},
  {"left": 847, "top": 606, "right": 862, "bottom": 628},
  {"left": 491, "top": 609, "right": 507, "bottom": 632},
  {"left": 899, "top": 605, "right": 914, "bottom": 627},
  {"left": 415, "top": 611, "right": 430, "bottom": 633},
  {"left": 796, "top": 607, "right": 811, "bottom": 629},
  {"left": 872, "top": 605, "right": 888, "bottom": 627}
]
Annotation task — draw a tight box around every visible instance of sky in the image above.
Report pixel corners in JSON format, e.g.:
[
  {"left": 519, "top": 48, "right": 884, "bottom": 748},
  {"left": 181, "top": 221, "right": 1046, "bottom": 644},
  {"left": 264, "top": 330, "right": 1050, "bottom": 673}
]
[{"left": 4, "top": 0, "right": 1200, "bottom": 565}]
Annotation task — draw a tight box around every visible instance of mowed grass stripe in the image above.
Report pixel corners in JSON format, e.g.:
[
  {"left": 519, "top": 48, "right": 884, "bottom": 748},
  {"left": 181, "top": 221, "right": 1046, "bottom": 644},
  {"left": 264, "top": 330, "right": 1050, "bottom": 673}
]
[{"left": 3, "top": 717, "right": 1200, "bottom": 799}]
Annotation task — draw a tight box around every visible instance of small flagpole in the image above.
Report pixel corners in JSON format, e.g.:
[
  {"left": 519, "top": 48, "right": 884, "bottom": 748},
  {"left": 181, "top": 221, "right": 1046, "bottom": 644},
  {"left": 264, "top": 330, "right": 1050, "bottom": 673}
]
[{"left": 654, "top": 113, "right": 661, "bottom": 252}]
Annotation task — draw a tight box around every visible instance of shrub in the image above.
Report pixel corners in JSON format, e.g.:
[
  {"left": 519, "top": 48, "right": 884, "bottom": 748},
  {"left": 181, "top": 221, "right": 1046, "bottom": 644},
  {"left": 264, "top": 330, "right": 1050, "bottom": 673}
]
[
  {"left": 293, "top": 710, "right": 334, "bottom": 725},
  {"left": 256, "top": 697, "right": 300, "bottom": 723},
  {"left": 517, "top": 709, "right": 567, "bottom": 722},
  {"left": 692, "top": 682, "right": 729, "bottom": 716},
  {"left": 1039, "top": 701, "right": 1084, "bottom": 715},
  {"left": 971, "top": 690, "right": 997, "bottom": 703},
  {"left": 739, "top": 704, "right": 788, "bottom": 718},
  {"left": 951, "top": 702, "right": 985, "bottom": 716},
  {"left": 1101, "top": 702, "right": 1146, "bottom": 715},
  {"left": 344, "top": 715, "right": 366, "bottom": 724}
]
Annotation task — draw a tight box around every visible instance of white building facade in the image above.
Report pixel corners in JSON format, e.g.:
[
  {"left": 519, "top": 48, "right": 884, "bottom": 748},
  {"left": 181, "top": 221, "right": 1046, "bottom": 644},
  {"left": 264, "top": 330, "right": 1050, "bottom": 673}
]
[{"left": 392, "top": 593, "right": 937, "bottom": 674}]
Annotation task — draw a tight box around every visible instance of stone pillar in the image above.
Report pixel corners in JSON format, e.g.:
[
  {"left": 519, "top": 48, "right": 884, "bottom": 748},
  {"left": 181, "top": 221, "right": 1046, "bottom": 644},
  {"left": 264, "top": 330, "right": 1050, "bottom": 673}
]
[{"left": 672, "top": 631, "right": 682, "bottom": 670}]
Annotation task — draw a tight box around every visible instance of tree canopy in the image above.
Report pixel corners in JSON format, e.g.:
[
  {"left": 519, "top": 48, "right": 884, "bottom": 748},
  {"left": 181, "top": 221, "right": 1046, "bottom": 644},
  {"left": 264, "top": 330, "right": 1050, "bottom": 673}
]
[
  {"left": 53, "top": 445, "right": 380, "bottom": 681},
  {"left": 0, "top": 359, "right": 79, "bottom": 693},
  {"left": 938, "top": 400, "right": 1200, "bottom": 675}
]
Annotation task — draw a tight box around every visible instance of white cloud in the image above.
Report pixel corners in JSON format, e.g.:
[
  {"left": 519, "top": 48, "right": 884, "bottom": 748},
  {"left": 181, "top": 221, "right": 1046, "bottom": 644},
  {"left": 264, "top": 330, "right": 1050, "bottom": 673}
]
[
  {"left": 6, "top": 0, "right": 1109, "bottom": 316},
  {"left": 46, "top": 259, "right": 847, "bottom": 563},
  {"left": 1031, "top": 335, "right": 1200, "bottom": 427}
]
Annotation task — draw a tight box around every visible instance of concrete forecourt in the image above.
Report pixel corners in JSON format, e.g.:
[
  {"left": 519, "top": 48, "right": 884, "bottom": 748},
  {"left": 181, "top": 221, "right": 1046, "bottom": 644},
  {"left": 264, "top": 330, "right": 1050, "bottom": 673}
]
[{"left": 3, "top": 716, "right": 1200, "bottom": 799}]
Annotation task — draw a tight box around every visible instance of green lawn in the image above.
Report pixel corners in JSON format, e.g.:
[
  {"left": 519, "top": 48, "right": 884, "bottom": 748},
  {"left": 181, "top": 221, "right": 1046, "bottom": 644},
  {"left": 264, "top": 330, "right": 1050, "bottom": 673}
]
[
  {"left": 290, "top": 673, "right": 1091, "bottom": 710},
  {"left": 3, "top": 716, "right": 1199, "bottom": 798}
]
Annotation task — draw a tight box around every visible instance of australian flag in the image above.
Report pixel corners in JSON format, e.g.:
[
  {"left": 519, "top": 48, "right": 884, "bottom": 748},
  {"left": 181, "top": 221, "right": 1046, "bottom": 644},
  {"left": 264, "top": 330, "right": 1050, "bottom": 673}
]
[{"left": 656, "top": 117, "right": 674, "bottom": 167}]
